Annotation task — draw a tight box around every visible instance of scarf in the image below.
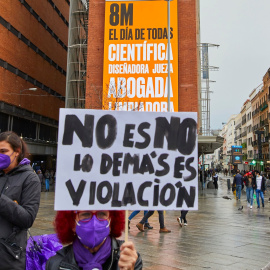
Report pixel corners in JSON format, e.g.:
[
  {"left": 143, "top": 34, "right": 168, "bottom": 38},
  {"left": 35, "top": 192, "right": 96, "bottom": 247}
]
[
  {"left": 19, "top": 158, "right": 31, "bottom": 165},
  {"left": 73, "top": 236, "right": 112, "bottom": 270}
]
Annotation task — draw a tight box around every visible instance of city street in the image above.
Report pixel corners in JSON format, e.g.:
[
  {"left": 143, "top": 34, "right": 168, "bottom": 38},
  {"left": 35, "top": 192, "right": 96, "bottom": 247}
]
[{"left": 31, "top": 174, "right": 270, "bottom": 270}]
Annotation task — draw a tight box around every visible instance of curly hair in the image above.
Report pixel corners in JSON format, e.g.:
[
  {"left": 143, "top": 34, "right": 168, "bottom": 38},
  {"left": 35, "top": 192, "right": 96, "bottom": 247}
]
[{"left": 54, "top": 210, "right": 125, "bottom": 244}]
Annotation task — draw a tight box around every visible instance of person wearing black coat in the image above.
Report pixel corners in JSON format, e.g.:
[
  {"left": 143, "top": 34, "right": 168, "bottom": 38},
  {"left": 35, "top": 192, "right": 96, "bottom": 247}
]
[
  {"left": 0, "top": 131, "right": 41, "bottom": 270},
  {"left": 254, "top": 171, "right": 266, "bottom": 208},
  {"left": 233, "top": 170, "right": 243, "bottom": 200},
  {"left": 46, "top": 238, "right": 142, "bottom": 270},
  {"left": 244, "top": 172, "right": 256, "bottom": 209}
]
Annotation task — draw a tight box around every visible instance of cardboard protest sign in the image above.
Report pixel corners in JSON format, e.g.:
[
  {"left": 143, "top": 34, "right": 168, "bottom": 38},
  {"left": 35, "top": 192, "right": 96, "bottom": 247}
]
[
  {"left": 103, "top": 0, "right": 178, "bottom": 112},
  {"left": 55, "top": 109, "right": 198, "bottom": 210}
]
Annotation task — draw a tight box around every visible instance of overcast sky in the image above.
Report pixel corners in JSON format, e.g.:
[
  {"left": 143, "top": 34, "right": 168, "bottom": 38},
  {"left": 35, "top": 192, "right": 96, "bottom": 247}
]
[{"left": 200, "top": 0, "right": 270, "bottom": 130}]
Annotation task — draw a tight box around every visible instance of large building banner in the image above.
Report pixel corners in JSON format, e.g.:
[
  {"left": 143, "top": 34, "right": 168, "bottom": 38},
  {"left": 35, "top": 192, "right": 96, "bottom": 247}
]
[
  {"left": 103, "top": 0, "right": 178, "bottom": 112},
  {"left": 55, "top": 109, "right": 198, "bottom": 210}
]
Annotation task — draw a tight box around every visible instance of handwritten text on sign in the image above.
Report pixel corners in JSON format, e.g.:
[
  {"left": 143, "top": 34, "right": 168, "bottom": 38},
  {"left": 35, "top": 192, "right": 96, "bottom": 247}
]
[{"left": 55, "top": 109, "right": 198, "bottom": 210}]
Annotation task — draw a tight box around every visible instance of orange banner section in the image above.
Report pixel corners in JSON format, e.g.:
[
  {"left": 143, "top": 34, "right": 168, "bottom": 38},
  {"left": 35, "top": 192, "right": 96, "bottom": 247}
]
[{"left": 103, "top": 0, "right": 178, "bottom": 112}]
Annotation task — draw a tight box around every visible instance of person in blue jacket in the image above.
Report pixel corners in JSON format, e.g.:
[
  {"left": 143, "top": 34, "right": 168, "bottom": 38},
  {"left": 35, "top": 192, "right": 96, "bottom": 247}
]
[{"left": 233, "top": 169, "right": 243, "bottom": 200}]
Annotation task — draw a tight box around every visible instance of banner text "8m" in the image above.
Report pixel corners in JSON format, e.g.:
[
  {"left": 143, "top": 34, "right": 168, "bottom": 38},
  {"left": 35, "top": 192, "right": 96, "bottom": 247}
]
[{"left": 110, "top": 3, "right": 133, "bottom": 26}]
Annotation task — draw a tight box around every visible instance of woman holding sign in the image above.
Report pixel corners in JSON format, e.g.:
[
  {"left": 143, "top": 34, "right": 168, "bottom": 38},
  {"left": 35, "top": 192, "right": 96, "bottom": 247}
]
[{"left": 46, "top": 210, "right": 142, "bottom": 270}]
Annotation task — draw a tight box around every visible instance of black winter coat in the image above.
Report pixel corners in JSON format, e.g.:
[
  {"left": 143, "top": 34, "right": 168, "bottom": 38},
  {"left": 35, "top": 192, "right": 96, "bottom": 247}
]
[
  {"left": 254, "top": 176, "right": 266, "bottom": 191},
  {"left": 46, "top": 238, "right": 143, "bottom": 270},
  {"left": 0, "top": 164, "right": 41, "bottom": 270}
]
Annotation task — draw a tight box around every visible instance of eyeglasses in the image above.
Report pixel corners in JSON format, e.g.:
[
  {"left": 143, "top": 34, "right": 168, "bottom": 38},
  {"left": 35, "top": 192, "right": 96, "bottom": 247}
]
[{"left": 77, "top": 211, "right": 109, "bottom": 222}]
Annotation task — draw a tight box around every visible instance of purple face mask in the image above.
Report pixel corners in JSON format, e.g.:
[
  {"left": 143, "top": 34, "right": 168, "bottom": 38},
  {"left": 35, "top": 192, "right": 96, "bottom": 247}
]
[
  {"left": 0, "top": 152, "right": 14, "bottom": 170},
  {"left": 75, "top": 215, "right": 110, "bottom": 249}
]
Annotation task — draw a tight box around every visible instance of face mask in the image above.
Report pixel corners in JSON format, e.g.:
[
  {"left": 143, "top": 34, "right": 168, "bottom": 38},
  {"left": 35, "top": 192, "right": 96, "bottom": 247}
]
[
  {"left": 75, "top": 215, "right": 110, "bottom": 249},
  {"left": 0, "top": 152, "right": 14, "bottom": 170}
]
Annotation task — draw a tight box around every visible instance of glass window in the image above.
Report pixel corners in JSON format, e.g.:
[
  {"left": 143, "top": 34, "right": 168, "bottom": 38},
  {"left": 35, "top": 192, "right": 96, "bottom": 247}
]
[
  {"left": 12, "top": 116, "right": 36, "bottom": 139},
  {"left": 39, "top": 124, "right": 57, "bottom": 142},
  {"left": 0, "top": 113, "right": 9, "bottom": 132}
]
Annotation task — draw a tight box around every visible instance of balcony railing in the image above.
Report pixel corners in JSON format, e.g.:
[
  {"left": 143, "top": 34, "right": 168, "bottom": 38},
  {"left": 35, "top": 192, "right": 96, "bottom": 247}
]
[
  {"left": 252, "top": 124, "right": 259, "bottom": 131},
  {"left": 241, "top": 130, "right": 247, "bottom": 137},
  {"left": 260, "top": 102, "right": 268, "bottom": 112},
  {"left": 235, "top": 123, "right": 241, "bottom": 130},
  {"left": 260, "top": 119, "right": 269, "bottom": 127},
  {"left": 252, "top": 108, "right": 260, "bottom": 116},
  {"left": 252, "top": 140, "right": 258, "bottom": 146}
]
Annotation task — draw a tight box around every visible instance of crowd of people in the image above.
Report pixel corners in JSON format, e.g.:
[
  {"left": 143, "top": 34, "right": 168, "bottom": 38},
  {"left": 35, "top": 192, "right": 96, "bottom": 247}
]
[
  {"left": 200, "top": 166, "right": 269, "bottom": 210},
  {"left": 233, "top": 169, "right": 268, "bottom": 209},
  {"left": 35, "top": 168, "right": 56, "bottom": 192}
]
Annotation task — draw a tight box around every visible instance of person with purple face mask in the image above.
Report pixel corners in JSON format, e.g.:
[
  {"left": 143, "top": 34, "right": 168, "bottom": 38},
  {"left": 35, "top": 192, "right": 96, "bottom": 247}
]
[
  {"left": 46, "top": 210, "right": 142, "bottom": 270},
  {"left": 0, "top": 131, "right": 41, "bottom": 270}
]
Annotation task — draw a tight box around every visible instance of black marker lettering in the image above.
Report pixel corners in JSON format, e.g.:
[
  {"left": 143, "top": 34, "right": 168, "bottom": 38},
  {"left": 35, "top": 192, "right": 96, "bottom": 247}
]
[
  {"left": 174, "top": 157, "right": 185, "bottom": 178},
  {"left": 122, "top": 182, "right": 136, "bottom": 205},
  {"left": 155, "top": 153, "right": 169, "bottom": 176},
  {"left": 112, "top": 182, "right": 121, "bottom": 207},
  {"left": 96, "top": 115, "right": 117, "bottom": 149},
  {"left": 139, "top": 154, "right": 154, "bottom": 174},
  {"left": 100, "top": 154, "right": 112, "bottom": 174},
  {"left": 113, "top": 153, "right": 123, "bottom": 176},
  {"left": 153, "top": 117, "right": 179, "bottom": 150},
  {"left": 153, "top": 179, "right": 160, "bottom": 206},
  {"left": 122, "top": 153, "right": 140, "bottom": 174},
  {"left": 66, "top": 179, "right": 86, "bottom": 206},
  {"left": 183, "top": 157, "right": 197, "bottom": 181},
  {"left": 89, "top": 182, "right": 96, "bottom": 205},
  {"left": 135, "top": 122, "right": 151, "bottom": 149},
  {"left": 62, "top": 114, "right": 94, "bottom": 147},
  {"left": 178, "top": 118, "right": 197, "bottom": 155},
  {"left": 123, "top": 124, "right": 135, "bottom": 147},
  {"left": 160, "top": 183, "right": 175, "bottom": 206},
  {"left": 137, "top": 181, "right": 152, "bottom": 206},
  {"left": 97, "top": 181, "right": 112, "bottom": 204}
]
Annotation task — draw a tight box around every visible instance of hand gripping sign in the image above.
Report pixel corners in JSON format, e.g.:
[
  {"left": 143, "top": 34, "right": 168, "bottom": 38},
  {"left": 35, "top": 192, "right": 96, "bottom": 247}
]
[{"left": 55, "top": 109, "right": 198, "bottom": 211}]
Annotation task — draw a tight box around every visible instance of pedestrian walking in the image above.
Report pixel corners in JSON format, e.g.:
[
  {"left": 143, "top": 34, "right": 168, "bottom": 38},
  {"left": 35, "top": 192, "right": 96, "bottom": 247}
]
[
  {"left": 44, "top": 169, "right": 50, "bottom": 192},
  {"left": 46, "top": 210, "right": 142, "bottom": 270},
  {"left": 233, "top": 169, "right": 243, "bottom": 200},
  {"left": 136, "top": 211, "right": 171, "bottom": 233},
  {"left": 212, "top": 172, "right": 218, "bottom": 189},
  {"left": 50, "top": 169, "right": 54, "bottom": 184},
  {"left": 255, "top": 171, "right": 266, "bottom": 208},
  {"left": 37, "top": 169, "right": 44, "bottom": 191},
  {"left": 0, "top": 131, "right": 41, "bottom": 270},
  {"left": 128, "top": 211, "right": 153, "bottom": 230},
  {"left": 245, "top": 172, "right": 255, "bottom": 209},
  {"left": 177, "top": 210, "right": 189, "bottom": 227}
]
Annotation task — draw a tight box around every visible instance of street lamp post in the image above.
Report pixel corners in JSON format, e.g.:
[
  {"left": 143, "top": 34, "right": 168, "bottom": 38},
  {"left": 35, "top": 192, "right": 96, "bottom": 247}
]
[{"left": 19, "top": 88, "right": 37, "bottom": 107}]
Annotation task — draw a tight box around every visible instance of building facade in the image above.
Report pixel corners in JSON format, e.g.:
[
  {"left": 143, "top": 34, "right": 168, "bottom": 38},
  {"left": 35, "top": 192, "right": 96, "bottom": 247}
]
[
  {"left": 66, "top": 0, "right": 201, "bottom": 116},
  {"left": 245, "top": 99, "right": 253, "bottom": 167},
  {"left": 0, "top": 0, "right": 69, "bottom": 169},
  {"left": 220, "top": 69, "right": 270, "bottom": 174}
]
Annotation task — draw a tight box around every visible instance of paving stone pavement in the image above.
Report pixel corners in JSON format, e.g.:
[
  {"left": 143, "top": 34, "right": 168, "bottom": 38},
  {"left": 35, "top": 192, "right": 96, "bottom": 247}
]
[{"left": 31, "top": 174, "right": 270, "bottom": 270}]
